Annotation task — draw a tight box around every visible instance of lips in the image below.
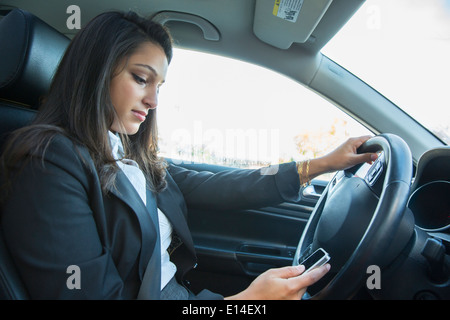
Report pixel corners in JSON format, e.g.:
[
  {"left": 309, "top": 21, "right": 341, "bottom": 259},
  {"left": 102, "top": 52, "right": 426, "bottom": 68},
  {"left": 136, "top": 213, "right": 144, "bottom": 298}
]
[{"left": 132, "top": 110, "right": 147, "bottom": 122}]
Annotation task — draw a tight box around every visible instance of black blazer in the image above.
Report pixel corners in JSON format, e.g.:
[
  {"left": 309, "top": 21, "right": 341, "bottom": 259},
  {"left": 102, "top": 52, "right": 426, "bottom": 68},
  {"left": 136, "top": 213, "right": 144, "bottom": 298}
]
[{"left": 1, "top": 134, "right": 301, "bottom": 299}]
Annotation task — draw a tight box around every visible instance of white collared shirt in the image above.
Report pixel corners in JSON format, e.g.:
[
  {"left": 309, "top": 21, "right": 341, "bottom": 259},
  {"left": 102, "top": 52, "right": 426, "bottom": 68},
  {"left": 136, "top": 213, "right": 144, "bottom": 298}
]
[{"left": 108, "top": 131, "right": 177, "bottom": 290}]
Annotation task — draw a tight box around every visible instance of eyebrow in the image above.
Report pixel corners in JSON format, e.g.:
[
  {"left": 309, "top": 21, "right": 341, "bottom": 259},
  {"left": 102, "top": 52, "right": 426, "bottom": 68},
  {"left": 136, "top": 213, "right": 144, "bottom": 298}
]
[{"left": 134, "top": 63, "right": 158, "bottom": 75}]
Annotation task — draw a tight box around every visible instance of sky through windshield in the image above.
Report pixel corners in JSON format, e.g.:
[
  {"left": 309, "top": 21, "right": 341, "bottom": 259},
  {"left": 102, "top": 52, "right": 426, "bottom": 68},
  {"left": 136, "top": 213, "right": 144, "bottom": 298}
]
[{"left": 322, "top": 0, "right": 450, "bottom": 144}]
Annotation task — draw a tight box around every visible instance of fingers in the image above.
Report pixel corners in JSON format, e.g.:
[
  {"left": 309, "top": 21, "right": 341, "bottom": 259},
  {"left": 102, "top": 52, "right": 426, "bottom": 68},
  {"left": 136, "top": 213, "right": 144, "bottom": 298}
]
[
  {"left": 346, "top": 136, "right": 371, "bottom": 154},
  {"left": 280, "top": 264, "right": 331, "bottom": 299},
  {"left": 348, "top": 136, "right": 378, "bottom": 165},
  {"left": 352, "top": 135, "right": 372, "bottom": 147},
  {"left": 354, "top": 150, "right": 378, "bottom": 163},
  {"left": 296, "top": 264, "right": 331, "bottom": 288},
  {"left": 269, "top": 265, "right": 305, "bottom": 279},
  {"left": 354, "top": 136, "right": 378, "bottom": 163}
]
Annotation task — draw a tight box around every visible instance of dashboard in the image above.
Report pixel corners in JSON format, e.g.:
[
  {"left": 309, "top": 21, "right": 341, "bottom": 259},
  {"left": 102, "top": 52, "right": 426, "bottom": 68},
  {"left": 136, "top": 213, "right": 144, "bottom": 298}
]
[
  {"left": 355, "top": 147, "right": 449, "bottom": 237},
  {"left": 353, "top": 146, "right": 449, "bottom": 299},
  {"left": 408, "top": 147, "right": 450, "bottom": 243},
  {"left": 408, "top": 180, "right": 449, "bottom": 232}
]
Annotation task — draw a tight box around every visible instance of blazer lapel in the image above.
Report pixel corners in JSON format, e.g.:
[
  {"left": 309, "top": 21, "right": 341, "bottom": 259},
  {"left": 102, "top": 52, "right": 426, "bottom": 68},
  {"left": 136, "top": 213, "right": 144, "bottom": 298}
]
[
  {"left": 137, "top": 189, "right": 161, "bottom": 299},
  {"left": 109, "top": 171, "right": 158, "bottom": 279}
]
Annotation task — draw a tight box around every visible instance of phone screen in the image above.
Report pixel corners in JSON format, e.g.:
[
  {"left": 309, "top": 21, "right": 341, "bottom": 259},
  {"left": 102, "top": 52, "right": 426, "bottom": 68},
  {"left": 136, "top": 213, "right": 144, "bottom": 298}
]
[{"left": 299, "top": 248, "right": 330, "bottom": 273}]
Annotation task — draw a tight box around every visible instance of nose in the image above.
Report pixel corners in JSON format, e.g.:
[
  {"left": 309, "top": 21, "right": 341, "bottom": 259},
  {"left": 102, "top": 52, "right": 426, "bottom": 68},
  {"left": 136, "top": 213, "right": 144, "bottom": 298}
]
[{"left": 143, "top": 85, "right": 158, "bottom": 110}]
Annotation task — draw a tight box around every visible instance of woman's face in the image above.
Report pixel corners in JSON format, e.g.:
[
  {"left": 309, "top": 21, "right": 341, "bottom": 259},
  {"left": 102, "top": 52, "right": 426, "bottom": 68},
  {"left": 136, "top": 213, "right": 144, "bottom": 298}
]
[{"left": 110, "top": 41, "right": 168, "bottom": 135}]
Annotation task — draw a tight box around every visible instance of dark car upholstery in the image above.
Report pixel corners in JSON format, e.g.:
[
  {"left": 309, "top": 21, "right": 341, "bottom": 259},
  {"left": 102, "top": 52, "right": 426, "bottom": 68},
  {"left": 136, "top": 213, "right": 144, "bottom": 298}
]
[{"left": 0, "top": 9, "right": 69, "bottom": 299}]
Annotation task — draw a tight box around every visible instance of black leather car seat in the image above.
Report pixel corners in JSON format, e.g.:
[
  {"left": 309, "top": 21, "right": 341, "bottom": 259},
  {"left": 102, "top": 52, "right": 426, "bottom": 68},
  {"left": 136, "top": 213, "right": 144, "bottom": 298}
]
[{"left": 0, "top": 8, "right": 70, "bottom": 299}]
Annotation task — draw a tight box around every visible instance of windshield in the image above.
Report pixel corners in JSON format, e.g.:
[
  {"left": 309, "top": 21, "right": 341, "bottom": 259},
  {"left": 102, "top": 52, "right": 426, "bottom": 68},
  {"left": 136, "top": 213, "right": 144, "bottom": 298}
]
[{"left": 322, "top": 0, "right": 450, "bottom": 145}]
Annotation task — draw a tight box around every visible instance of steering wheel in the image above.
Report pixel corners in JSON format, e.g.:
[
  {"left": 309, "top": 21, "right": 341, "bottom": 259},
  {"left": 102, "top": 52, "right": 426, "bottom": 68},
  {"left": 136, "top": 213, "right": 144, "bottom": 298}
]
[{"left": 293, "top": 134, "right": 415, "bottom": 299}]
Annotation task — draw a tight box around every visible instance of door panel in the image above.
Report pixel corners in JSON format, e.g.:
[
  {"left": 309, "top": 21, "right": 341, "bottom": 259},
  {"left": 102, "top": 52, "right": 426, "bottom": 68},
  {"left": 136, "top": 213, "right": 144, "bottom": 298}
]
[
  {"left": 174, "top": 160, "right": 326, "bottom": 296},
  {"left": 186, "top": 206, "right": 308, "bottom": 296}
]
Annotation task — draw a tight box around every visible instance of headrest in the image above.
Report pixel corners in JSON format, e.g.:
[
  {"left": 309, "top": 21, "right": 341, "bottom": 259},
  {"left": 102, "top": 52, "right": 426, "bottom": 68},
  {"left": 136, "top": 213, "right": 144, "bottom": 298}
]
[{"left": 0, "top": 9, "right": 70, "bottom": 108}]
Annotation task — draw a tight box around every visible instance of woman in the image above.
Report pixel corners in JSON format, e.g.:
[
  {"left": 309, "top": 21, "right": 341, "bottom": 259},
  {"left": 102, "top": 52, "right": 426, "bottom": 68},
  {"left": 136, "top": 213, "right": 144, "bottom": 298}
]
[{"left": 0, "top": 11, "right": 377, "bottom": 300}]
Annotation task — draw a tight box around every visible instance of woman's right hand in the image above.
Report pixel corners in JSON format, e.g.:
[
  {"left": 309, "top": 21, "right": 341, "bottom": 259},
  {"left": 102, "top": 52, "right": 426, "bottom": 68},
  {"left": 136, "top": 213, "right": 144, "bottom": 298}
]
[{"left": 225, "top": 263, "right": 330, "bottom": 300}]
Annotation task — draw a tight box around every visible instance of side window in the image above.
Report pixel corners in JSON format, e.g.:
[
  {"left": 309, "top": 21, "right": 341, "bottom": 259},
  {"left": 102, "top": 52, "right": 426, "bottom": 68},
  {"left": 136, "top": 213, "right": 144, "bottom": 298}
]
[{"left": 158, "top": 49, "right": 372, "bottom": 180}]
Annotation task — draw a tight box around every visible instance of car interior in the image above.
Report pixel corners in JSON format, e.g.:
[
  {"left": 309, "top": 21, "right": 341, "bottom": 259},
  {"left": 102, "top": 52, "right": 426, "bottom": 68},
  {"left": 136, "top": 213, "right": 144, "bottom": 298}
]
[
  {"left": 0, "top": 0, "right": 449, "bottom": 300},
  {"left": 0, "top": 8, "right": 70, "bottom": 299}
]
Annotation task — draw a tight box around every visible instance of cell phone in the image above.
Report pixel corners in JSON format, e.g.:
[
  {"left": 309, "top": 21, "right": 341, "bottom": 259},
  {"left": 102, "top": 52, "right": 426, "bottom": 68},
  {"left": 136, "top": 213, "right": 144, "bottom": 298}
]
[{"left": 298, "top": 248, "right": 330, "bottom": 273}]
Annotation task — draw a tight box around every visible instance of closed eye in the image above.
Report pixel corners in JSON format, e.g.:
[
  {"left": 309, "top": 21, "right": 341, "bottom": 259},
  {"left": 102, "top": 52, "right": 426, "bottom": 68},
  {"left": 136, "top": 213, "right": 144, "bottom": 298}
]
[{"left": 132, "top": 73, "right": 147, "bottom": 85}]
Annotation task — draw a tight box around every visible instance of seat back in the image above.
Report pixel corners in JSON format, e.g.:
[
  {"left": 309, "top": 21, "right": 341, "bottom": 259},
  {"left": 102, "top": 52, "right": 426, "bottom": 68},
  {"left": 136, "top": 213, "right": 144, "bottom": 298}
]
[{"left": 0, "top": 8, "right": 70, "bottom": 299}]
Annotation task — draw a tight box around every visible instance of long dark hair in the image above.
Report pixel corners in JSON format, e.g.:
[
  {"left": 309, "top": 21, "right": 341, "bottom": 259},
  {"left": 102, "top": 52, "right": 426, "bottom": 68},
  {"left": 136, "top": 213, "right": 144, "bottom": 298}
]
[{"left": 1, "top": 11, "right": 172, "bottom": 193}]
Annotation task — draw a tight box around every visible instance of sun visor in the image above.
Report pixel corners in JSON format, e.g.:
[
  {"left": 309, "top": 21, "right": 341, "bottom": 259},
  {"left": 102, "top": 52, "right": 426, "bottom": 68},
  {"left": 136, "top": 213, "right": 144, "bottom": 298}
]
[{"left": 253, "top": 0, "right": 333, "bottom": 49}]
